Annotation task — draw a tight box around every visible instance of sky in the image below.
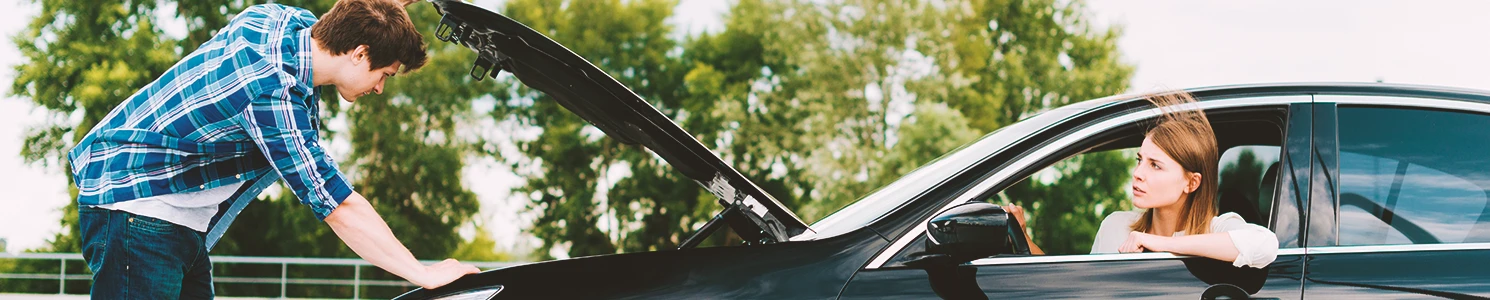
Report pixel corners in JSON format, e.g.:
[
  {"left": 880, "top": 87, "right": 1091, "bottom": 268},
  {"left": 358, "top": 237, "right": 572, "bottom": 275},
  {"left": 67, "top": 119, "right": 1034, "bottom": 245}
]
[{"left": 1, "top": 0, "right": 1488, "bottom": 254}]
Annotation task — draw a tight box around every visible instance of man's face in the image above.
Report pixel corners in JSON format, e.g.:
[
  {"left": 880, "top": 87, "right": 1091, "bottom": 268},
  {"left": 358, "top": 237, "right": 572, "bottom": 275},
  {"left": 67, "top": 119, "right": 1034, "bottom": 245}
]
[{"left": 337, "top": 58, "right": 401, "bottom": 103}]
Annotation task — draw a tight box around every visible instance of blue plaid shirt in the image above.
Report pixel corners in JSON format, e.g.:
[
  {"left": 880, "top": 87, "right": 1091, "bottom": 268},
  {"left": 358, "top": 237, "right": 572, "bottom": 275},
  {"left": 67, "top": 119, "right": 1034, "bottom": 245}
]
[{"left": 68, "top": 4, "right": 353, "bottom": 248}]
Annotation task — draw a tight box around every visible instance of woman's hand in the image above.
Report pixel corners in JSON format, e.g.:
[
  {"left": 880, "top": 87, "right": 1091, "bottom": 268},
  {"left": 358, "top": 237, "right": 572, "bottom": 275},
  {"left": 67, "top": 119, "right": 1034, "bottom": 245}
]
[
  {"left": 1119, "top": 231, "right": 1171, "bottom": 253},
  {"left": 1005, "top": 204, "right": 1030, "bottom": 228},
  {"left": 1003, "top": 204, "right": 1045, "bottom": 255}
]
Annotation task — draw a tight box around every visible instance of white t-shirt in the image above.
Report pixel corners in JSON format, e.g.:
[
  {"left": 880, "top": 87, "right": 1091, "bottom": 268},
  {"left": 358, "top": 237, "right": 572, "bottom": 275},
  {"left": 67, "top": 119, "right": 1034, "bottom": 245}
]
[
  {"left": 97, "top": 182, "right": 245, "bottom": 233},
  {"left": 1090, "top": 211, "right": 1280, "bottom": 268}
]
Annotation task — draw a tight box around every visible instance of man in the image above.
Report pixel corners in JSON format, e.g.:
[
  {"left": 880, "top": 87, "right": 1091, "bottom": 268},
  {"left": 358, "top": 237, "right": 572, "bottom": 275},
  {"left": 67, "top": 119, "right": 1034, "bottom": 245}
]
[{"left": 67, "top": 0, "right": 479, "bottom": 298}]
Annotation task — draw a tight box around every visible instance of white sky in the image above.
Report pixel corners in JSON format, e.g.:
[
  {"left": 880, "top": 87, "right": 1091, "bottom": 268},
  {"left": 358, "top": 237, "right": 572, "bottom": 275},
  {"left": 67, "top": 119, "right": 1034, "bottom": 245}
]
[
  {"left": 2, "top": 0, "right": 1489, "bottom": 253},
  {"left": 1083, "top": 1, "right": 1490, "bottom": 91}
]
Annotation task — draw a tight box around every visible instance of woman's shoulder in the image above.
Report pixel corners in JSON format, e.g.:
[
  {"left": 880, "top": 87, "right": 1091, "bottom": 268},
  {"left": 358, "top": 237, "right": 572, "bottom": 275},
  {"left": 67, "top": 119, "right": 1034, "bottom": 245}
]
[
  {"left": 1213, "top": 212, "right": 1244, "bottom": 221},
  {"left": 1211, "top": 212, "right": 1265, "bottom": 231},
  {"left": 1102, "top": 210, "right": 1143, "bottom": 225},
  {"left": 1091, "top": 211, "right": 1142, "bottom": 254}
]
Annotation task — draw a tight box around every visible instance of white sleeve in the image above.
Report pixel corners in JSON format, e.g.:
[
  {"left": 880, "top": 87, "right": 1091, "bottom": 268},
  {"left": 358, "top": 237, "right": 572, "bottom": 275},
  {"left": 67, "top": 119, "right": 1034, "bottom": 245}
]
[
  {"left": 1091, "top": 212, "right": 1140, "bottom": 254},
  {"left": 1214, "top": 213, "right": 1280, "bottom": 268}
]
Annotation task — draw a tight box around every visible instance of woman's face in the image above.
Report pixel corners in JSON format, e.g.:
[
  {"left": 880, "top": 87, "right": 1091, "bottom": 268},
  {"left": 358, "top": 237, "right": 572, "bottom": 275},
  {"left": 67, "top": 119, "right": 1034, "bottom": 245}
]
[{"left": 1131, "top": 136, "right": 1199, "bottom": 209}]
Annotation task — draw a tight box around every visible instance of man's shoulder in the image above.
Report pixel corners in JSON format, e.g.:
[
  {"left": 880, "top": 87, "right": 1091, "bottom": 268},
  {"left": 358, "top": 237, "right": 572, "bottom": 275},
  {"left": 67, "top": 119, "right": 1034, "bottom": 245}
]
[
  {"left": 239, "top": 4, "right": 317, "bottom": 21},
  {"left": 229, "top": 4, "right": 318, "bottom": 32},
  {"left": 212, "top": 4, "right": 317, "bottom": 92}
]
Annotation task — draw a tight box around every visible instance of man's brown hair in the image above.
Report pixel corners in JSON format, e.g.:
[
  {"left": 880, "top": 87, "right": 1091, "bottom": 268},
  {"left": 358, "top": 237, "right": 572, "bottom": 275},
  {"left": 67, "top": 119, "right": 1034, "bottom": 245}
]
[{"left": 311, "top": 0, "right": 427, "bottom": 72}]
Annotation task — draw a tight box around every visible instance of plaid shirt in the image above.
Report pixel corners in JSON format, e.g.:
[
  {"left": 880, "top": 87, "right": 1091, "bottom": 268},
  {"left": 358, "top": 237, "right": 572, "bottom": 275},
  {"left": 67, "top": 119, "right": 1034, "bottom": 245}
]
[{"left": 68, "top": 4, "right": 353, "bottom": 248}]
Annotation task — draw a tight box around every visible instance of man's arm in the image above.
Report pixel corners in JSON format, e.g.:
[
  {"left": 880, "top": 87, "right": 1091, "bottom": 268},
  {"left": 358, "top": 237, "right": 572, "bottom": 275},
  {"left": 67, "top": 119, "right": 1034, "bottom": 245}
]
[
  {"left": 325, "top": 192, "right": 480, "bottom": 289},
  {"left": 308, "top": 0, "right": 471, "bottom": 288}
]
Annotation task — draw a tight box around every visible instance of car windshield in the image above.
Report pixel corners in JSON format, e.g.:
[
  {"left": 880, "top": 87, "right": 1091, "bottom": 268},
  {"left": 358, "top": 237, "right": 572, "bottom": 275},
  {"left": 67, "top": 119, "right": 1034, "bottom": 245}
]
[{"left": 798, "top": 102, "right": 1104, "bottom": 240}]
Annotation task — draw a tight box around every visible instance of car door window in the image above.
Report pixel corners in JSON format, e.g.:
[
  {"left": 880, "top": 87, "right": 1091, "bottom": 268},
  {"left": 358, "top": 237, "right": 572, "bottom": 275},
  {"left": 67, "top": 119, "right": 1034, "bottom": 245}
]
[
  {"left": 1336, "top": 107, "right": 1490, "bottom": 245},
  {"left": 991, "top": 144, "right": 1284, "bottom": 255},
  {"left": 984, "top": 109, "right": 1291, "bottom": 255},
  {"left": 991, "top": 148, "right": 1135, "bottom": 255}
]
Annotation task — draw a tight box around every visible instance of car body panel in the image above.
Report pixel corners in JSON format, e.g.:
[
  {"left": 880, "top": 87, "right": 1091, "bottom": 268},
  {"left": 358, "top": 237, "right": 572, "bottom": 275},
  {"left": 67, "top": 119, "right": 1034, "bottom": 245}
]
[
  {"left": 396, "top": 228, "right": 887, "bottom": 299},
  {"left": 841, "top": 254, "right": 1306, "bottom": 299}
]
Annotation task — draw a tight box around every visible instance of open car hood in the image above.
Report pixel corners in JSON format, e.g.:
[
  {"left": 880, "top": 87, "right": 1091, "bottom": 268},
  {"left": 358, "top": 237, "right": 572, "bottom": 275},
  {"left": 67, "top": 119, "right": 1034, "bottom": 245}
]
[{"left": 428, "top": 0, "right": 811, "bottom": 246}]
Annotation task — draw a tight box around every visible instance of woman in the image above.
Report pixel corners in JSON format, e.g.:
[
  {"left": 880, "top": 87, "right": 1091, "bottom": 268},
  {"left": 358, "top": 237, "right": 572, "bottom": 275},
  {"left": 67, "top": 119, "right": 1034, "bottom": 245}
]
[{"left": 1010, "top": 91, "right": 1278, "bottom": 268}]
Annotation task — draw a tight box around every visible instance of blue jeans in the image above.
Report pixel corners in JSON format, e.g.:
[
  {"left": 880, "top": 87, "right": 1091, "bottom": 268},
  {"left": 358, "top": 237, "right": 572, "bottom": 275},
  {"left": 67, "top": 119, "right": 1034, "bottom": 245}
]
[{"left": 79, "top": 205, "right": 214, "bottom": 299}]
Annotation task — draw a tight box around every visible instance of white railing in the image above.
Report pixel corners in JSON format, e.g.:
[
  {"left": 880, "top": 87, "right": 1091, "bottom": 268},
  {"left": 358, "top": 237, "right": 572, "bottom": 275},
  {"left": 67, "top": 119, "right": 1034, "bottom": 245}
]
[{"left": 0, "top": 252, "right": 519, "bottom": 299}]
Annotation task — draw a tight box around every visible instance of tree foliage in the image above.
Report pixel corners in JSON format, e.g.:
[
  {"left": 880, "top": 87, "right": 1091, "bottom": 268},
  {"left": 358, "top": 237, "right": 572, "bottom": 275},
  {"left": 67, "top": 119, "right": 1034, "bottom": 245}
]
[
  {"left": 496, "top": 0, "right": 1134, "bottom": 258},
  {"left": 488, "top": 0, "right": 700, "bottom": 258},
  {"left": 997, "top": 150, "right": 1134, "bottom": 255}
]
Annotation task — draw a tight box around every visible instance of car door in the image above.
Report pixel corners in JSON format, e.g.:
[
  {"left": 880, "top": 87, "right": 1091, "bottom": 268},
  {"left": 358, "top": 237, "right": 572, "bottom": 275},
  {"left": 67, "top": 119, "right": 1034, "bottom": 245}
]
[
  {"left": 839, "top": 96, "right": 1311, "bottom": 299},
  {"left": 1302, "top": 95, "right": 1490, "bottom": 298}
]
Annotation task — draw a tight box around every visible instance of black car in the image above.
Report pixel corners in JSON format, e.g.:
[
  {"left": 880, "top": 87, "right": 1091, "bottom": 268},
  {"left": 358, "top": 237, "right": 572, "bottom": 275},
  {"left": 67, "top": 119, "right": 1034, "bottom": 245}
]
[{"left": 398, "top": 1, "right": 1490, "bottom": 299}]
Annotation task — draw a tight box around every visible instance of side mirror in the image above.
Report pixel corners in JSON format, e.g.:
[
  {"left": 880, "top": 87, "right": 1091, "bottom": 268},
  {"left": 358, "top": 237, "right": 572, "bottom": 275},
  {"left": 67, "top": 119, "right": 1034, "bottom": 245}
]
[{"left": 908, "top": 202, "right": 1029, "bottom": 266}]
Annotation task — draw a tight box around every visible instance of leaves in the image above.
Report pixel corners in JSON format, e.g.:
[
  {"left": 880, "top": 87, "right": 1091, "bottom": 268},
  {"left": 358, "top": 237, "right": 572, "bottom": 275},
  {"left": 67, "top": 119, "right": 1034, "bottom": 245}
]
[
  {"left": 999, "top": 150, "right": 1135, "bottom": 254},
  {"left": 500, "top": 0, "right": 1134, "bottom": 258}
]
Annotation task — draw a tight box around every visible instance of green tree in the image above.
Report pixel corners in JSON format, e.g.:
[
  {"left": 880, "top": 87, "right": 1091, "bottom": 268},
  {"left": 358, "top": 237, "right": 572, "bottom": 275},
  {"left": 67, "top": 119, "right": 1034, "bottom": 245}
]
[
  {"left": 997, "top": 150, "right": 1135, "bottom": 255},
  {"left": 692, "top": 0, "right": 1132, "bottom": 221},
  {"left": 911, "top": 0, "right": 1134, "bottom": 255},
  {"left": 490, "top": 0, "right": 703, "bottom": 258},
  {"left": 505, "top": 0, "right": 1133, "bottom": 258}
]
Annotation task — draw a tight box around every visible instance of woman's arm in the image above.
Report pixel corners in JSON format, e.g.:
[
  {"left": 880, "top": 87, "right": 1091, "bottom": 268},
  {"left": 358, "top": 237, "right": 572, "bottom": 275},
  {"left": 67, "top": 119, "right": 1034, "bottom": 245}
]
[
  {"left": 1121, "top": 216, "right": 1279, "bottom": 268},
  {"left": 1005, "top": 204, "right": 1044, "bottom": 255},
  {"left": 1121, "top": 231, "right": 1238, "bottom": 261}
]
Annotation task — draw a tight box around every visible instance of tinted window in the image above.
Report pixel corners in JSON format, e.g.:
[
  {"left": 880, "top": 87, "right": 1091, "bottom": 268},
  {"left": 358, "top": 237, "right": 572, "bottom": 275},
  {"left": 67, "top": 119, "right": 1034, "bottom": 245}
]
[
  {"left": 1337, "top": 107, "right": 1490, "bottom": 245},
  {"left": 1218, "top": 145, "right": 1281, "bottom": 227}
]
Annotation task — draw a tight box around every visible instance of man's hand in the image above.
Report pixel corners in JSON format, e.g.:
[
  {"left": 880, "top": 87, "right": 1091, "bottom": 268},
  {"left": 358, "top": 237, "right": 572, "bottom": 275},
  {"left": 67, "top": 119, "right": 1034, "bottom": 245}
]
[
  {"left": 412, "top": 259, "right": 482, "bottom": 290},
  {"left": 328, "top": 193, "right": 481, "bottom": 290}
]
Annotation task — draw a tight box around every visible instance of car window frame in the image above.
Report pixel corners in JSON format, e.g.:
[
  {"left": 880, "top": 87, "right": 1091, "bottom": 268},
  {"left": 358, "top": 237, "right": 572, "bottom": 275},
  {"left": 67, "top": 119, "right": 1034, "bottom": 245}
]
[{"left": 863, "top": 95, "right": 1314, "bottom": 269}]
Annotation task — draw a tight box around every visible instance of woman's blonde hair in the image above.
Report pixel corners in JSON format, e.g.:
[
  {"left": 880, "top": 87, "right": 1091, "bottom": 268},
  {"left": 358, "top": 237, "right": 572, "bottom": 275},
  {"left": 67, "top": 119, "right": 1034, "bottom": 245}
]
[{"left": 1130, "top": 91, "right": 1219, "bottom": 235}]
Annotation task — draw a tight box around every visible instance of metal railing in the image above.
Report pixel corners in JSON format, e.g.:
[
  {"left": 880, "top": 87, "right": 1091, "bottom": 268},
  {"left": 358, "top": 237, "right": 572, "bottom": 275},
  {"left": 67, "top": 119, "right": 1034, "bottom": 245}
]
[{"left": 0, "top": 252, "right": 519, "bottom": 299}]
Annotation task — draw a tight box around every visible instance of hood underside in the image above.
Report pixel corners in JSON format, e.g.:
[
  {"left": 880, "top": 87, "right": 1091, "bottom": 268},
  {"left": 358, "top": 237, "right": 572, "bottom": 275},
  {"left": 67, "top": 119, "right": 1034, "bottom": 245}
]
[{"left": 427, "top": 0, "right": 811, "bottom": 244}]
